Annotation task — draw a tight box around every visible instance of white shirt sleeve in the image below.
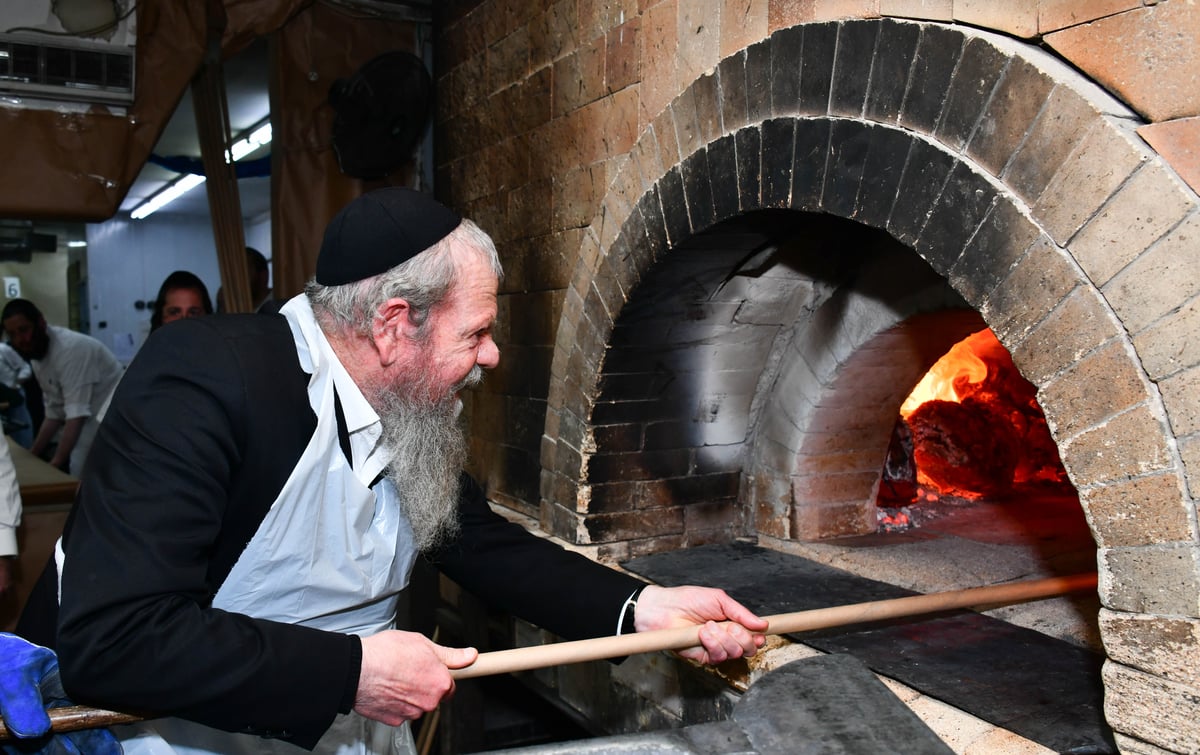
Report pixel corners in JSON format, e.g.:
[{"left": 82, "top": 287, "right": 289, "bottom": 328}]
[
  {"left": 0, "top": 440, "right": 20, "bottom": 557},
  {"left": 0, "top": 344, "right": 28, "bottom": 388}
]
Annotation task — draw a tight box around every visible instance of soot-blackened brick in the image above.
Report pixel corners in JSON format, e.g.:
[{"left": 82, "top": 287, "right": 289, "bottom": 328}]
[
  {"left": 798, "top": 23, "right": 837, "bottom": 115},
  {"left": 589, "top": 396, "right": 674, "bottom": 426},
  {"left": 658, "top": 167, "right": 691, "bottom": 246},
  {"left": 917, "top": 162, "right": 1000, "bottom": 276},
  {"left": 887, "top": 138, "right": 955, "bottom": 246},
  {"left": 620, "top": 204, "right": 653, "bottom": 274},
  {"left": 637, "top": 190, "right": 669, "bottom": 262},
  {"left": 584, "top": 507, "right": 685, "bottom": 541},
  {"left": 770, "top": 25, "right": 803, "bottom": 115},
  {"left": 823, "top": 119, "right": 874, "bottom": 218},
  {"left": 792, "top": 118, "right": 832, "bottom": 211},
  {"left": 718, "top": 49, "right": 750, "bottom": 133},
  {"left": 865, "top": 19, "right": 921, "bottom": 123},
  {"left": 830, "top": 20, "right": 880, "bottom": 117},
  {"left": 681, "top": 149, "right": 716, "bottom": 232},
  {"left": 591, "top": 423, "right": 645, "bottom": 453},
  {"left": 593, "top": 255, "right": 626, "bottom": 319},
  {"left": 965, "top": 56, "right": 1055, "bottom": 178},
  {"left": 606, "top": 232, "right": 639, "bottom": 292},
  {"left": 745, "top": 39, "right": 773, "bottom": 125},
  {"left": 585, "top": 448, "right": 692, "bottom": 483},
  {"left": 638, "top": 473, "right": 740, "bottom": 508},
  {"left": 950, "top": 198, "right": 1040, "bottom": 307},
  {"left": 598, "top": 370, "right": 677, "bottom": 402},
  {"left": 581, "top": 285, "right": 612, "bottom": 334},
  {"left": 644, "top": 418, "right": 716, "bottom": 451},
  {"left": 693, "top": 70, "right": 722, "bottom": 145},
  {"left": 936, "top": 36, "right": 1009, "bottom": 152},
  {"left": 735, "top": 126, "right": 763, "bottom": 212},
  {"left": 585, "top": 481, "right": 638, "bottom": 514},
  {"left": 900, "top": 25, "right": 965, "bottom": 134},
  {"left": 854, "top": 125, "right": 913, "bottom": 228},
  {"left": 761, "top": 118, "right": 796, "bottom": 208},
  {"left": 707, "top": 134, "right": 740, "bottom": 222}
]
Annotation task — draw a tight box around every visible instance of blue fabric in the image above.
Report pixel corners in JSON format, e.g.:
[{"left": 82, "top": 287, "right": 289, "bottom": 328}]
[{"left": 0, "top": 634, "right": 121, "bottom": 754}]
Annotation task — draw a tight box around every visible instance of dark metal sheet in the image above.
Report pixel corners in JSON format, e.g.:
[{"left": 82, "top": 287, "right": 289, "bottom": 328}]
[
  {"left": 735, "top": 654, "right": 955, "bottom": 755},
  {"left": 623, "top": 542, "right": 1117, "bottom": 754}
]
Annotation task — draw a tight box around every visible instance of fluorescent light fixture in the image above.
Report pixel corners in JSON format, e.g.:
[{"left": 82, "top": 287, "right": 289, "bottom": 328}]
[
  {"left": 129, "top": 119, "right": 271, "bottom": 220},
  {"left": 130, "top": 173, "right": 206, "bottom": 220},
  {"left": 229, "top": 122, "right": 272, "bottom": 161},
  {"left": 67, "top": 240, "right": 87, "bottom": 248}
]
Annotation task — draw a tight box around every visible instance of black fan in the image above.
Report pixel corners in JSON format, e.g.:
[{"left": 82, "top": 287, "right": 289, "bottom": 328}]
[{"left": 328, "top": 51, "right": 433, "bottom": 180}]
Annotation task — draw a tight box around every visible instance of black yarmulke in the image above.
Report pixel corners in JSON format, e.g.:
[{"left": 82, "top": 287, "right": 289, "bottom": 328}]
[{"left": 316, "top": 188, "right": 461, "bottom": 285}]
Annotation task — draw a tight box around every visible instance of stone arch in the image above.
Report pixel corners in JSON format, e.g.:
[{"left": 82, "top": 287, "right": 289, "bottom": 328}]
[{"left": 542, "top": 18, "right": 1197, "bottom": 623}]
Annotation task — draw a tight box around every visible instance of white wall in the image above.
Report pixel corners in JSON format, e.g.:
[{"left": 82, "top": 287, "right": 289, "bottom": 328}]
[
  {"left": 0, "top": 252, "right": 71, "bottom": 328},
  {"left": 85, "top": 212, "right": 272, "bottom": 364}
]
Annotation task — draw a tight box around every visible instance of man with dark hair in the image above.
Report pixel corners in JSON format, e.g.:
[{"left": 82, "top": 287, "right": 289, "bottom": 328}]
[
  {"left": 216, "top": 247, "right": 280, "bottom": 314},
  {"left": 245, "top": 246, "right": 280, "bottom": 313},
  {"left": 0, "top": 299, "right": 123, "bottom": 474},
  {"left": 14, "top": 188, "right": 766, "bottom": 754}
]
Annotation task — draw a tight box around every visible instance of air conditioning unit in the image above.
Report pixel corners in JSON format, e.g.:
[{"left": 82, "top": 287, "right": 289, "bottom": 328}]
[
  {"left": 0, "top": 221, "right": 56, "bottom": 263},
  {"left": 0, "top": 0, "right": 135, "bottom": 107}
]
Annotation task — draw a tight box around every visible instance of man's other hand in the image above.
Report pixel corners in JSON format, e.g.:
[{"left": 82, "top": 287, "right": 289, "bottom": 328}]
[{"left": 633, "top": 585, "right": 769, "bottom": 665}]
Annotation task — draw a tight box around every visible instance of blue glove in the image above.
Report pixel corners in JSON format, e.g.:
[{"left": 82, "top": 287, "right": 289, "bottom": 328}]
[{"left": 0, "top": 633, "right": 122, "bottom": 755}]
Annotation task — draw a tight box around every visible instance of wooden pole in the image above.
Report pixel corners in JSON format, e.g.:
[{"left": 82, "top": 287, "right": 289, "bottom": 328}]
[
  {"left": 451, "top": 572, "right": 1098, "bottom": 679},
  {"left": 0, "top": 573, "right": 1096, "bottom": 740}
]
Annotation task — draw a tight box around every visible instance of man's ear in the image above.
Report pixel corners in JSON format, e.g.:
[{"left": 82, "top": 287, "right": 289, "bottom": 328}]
[{"left": 372, "top": 297, "right": 414, "bottom": 366}]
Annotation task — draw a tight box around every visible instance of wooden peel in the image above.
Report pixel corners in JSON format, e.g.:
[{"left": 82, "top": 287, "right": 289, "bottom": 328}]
[
  {"left": 0, "top": 572, "right": 1097, "bottom": 739},
  {"left": 451, "top": 572, "right": 1098, "bottom": 678}
]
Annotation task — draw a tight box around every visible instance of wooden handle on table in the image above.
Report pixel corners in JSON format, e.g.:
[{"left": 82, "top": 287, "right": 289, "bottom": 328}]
[
  {"left": 451, "top": 572, "right": 1098, "bottom": 679},
  {"left": 0, "top": 573, "right": 1097, "bottom": 739},
  {"left": 0, "top": 705, "right": 144, "bottom": 740}
]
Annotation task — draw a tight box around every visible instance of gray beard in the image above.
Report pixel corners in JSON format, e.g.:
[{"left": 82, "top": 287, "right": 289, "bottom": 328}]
[{"left": 375, "top": 365, "right": 483, "bottom": 551}]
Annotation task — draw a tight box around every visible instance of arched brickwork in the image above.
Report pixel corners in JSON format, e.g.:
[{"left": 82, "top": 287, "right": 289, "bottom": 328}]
[{"left": 541, "top": 18, "right": 1200, "bottom": 750}]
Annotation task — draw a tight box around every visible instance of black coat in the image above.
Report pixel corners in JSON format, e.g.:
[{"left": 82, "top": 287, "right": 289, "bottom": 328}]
[{"left": 23, "top": 313, "right": 642, "bottom": 749}]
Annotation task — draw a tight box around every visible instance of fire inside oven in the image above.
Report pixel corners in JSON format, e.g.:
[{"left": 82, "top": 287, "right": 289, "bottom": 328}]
[{"left": 876, "top": 327, "right": 1075, "bottom": 531}]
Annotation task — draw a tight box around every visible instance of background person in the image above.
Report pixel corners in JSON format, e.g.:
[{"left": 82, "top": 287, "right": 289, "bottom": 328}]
[
  {"left": 215, "top": 246, "right": 280, "bottom": 314},
  {"left": 0, "top": 300, "right": 124, "bottom": 476},
  {"left": 150, "top": 270, "right": 214, "bottom": 332},
  {"left": 18, "top": 188, "right": 767, "bottom": 754},
  {"left": 0, "top": 437, "right": 21, "bottom": 605},
  {"left": 0, "top": 341, "right": 34, "bottom": 448}
]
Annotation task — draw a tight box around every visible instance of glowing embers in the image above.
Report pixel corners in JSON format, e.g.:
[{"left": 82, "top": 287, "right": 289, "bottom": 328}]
[{"left": 877, "top": 329, "right": 1070, "bottom": 531}]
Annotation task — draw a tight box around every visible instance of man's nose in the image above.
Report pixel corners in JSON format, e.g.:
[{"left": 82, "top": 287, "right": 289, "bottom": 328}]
[{"left": 478, "top": 337, "right": 500, "bottom": 369}]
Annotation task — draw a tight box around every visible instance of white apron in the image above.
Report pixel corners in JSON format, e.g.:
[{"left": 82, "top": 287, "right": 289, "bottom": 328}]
[{"left": 116, "top": 313, "right": 420, "bottom": 755}]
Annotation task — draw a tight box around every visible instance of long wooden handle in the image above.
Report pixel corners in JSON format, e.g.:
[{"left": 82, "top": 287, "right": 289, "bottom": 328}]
[
  {"left": 0, "top": 705, "right": 143, "bottom": 740},
  {"left": 0, "top": 572, "right": 1096, "bottom": 739},
  {"left": 451, "top": 572, "right": 1098, "bottom": 679}
]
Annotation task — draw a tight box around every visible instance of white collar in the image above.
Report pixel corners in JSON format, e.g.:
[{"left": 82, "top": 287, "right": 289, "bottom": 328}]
[{"left": 280, "top": 295, "right": 385, "bottom": 470}]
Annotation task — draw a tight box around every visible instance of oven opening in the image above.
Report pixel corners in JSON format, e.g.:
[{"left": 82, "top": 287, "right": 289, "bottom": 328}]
[{"left": 876, "top": 327, "right": 1075, "bottom": 533}]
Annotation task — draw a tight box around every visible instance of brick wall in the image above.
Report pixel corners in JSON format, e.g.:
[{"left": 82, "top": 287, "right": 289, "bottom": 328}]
[{"left": 436, "top": 3, "right": 1199, "bottom": 752}]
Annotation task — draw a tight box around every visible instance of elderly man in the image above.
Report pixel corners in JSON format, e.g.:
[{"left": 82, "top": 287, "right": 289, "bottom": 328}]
[
  {"left": 0, "top": 299, "right": 123, "bottom": 475},
  {"left": 16, "top": 188, "right": 765, "bottom": 754}
]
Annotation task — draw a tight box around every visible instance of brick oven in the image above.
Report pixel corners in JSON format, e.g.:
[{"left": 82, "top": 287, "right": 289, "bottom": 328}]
[{"left": 435, "top": 3, "right": 1199, "bottom": 753}]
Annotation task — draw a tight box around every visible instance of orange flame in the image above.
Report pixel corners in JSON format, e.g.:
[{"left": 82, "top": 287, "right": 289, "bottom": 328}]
[{"left": 899, "top": 329, "right": 996, "bottom": 418}]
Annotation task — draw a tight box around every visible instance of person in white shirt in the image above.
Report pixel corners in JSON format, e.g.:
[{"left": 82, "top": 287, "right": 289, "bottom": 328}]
[
  {"left": 0, "top": 436, "right": 22, "bottom": 599},
  {"left": 0, "top": 300, "right": 124, "bottom": 476},
  {"left": 0, "top": 341, "right": 33, "bottom": 448}
]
